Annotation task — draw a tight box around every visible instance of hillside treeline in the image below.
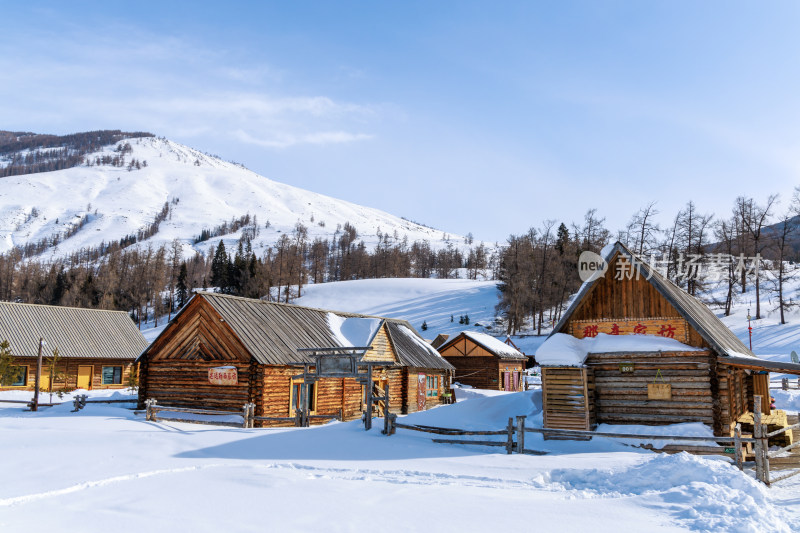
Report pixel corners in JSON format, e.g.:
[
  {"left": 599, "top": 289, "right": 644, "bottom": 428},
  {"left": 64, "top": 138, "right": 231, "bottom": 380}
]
[
  {"left": 0, "top": 222, "right": 494, "bottom": 328},
  {"left": 0, "top": 130, "right": 153, "bottom": 177},
  {"left": 1, "top": 193, "right": 798, "bottom": 333},
  {"left": 497, "top": 192, "right": 800, "bottom": 335}
]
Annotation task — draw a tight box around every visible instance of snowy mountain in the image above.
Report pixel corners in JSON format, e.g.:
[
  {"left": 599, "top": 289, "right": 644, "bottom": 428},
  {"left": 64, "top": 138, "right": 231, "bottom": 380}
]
[{"left": 0, "top": 134, "right": 479, "bottom": 260}]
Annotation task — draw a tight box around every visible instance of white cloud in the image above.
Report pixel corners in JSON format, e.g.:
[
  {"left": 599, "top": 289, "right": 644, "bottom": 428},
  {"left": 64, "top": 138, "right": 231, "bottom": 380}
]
[{"left": 234, "top": 129, "right": 373, "bottom": 149}]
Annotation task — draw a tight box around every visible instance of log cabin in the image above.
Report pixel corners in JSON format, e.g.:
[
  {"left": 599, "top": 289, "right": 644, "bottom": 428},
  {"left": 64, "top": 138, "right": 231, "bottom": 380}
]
[
  {"left": 535, "top": 242, "right": 800, "bottom": 437},
  {"left": 137, "top": 292, "right": 455, "bottom": 425},
  {"left": 0, "top": 302, "right": 146, "bottom": 391},
  {"left": 437, "top": 331, "right": 527, "bottom": 391}
]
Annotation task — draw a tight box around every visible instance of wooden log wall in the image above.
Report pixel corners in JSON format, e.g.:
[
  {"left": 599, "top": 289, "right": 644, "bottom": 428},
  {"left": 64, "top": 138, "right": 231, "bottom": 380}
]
[
  {"left": 143, "top": 359, "right": 252, "bottom": 411},
  {"left": 717, "top": 364, "right": 752, "bottom": 433},
  {"left": 585, "top": 350, "right": 715, "bottom": 428},
  {"left": 446, "top": 356, "right": 497, "bottom": 389},
  {"left": 1, "top": 357, "right": 135, "bottom": 391},
  {"left": 404, "top": 368, "right": 448, "bottom": 413},
  {"left": 363, "top": 326, "right": 397, "bottom": 363},
  {"left": 542, "top": 367, "right": 595, "bottom": 430}
]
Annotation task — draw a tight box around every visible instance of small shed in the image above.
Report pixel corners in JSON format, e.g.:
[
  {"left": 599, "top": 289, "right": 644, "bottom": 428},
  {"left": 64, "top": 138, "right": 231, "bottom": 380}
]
[
  {"left": 536, "top": 242, "right": 800, "bottom": 435},
  {"left": 0, "top": 302, "right": 146, "bottom": 391},
  {"left": 137, "top": 292, "right": 454, "bottom": 424},
  {"left": 437, "top": 331, "right": 527, "bottom": 391}
]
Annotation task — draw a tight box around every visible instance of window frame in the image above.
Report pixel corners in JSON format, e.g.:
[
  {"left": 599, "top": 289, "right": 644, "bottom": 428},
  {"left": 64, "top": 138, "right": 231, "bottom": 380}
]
[
  {"left": 425, "top": 375, "right": 439, "bottom": 398},
  {"left": 8, "top": 365, "right": 28, "bottom": 387},
  {"left": 289, "top": 378, "right": 317, "bottom": 415},
  {"left": 101, "top": 366, "right": 123, "bottom": 385}
]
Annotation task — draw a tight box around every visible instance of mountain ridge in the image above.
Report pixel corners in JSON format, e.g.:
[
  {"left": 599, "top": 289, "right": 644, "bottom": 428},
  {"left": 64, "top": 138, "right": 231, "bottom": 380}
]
[{"left": 0, "top": 133, "right": 486, "bottom": 262}]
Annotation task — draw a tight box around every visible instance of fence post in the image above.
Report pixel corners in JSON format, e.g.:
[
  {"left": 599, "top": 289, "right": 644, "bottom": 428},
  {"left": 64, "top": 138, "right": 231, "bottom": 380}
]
[
  {"left": 734, "top": 423, "right": 743, "bottom": 470},
  {"left": 338, "top": 408, "right": 343, "bottom": 422},
  {"left": 782, "top": 378, "right": 789, "bottom": 391},
  {"left": 145, "top": 398, "right": 157, "bottom": 422},
  {"left": 761, "top": 422, "right": 771, "bottom": 486},
  {"left": 506, "top": 417, "right": 514, "bottom": 454},
  {"left": 516, "top": 416, "right": 526, "bottom": 454},
  {"left": 754, "top": 395, "right": 764, "bottom": 484}
]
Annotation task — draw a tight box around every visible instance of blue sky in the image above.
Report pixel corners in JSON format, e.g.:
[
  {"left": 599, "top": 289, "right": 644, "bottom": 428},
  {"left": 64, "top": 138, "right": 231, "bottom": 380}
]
[{"left": 2, "top": 1, "right": 799, "bottom": 242}]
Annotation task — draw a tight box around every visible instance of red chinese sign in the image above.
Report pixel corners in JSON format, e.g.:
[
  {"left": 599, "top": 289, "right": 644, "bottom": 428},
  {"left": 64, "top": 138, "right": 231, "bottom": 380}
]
[
  {"left": 208, "top": 366, "right": 238, "bottom": 386},
  {"left": 570, "top": 318, "right": 689, "bottom": 343}
]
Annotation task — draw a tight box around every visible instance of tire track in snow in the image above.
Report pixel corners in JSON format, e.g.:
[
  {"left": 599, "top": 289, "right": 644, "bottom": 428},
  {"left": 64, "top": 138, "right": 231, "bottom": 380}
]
[{"left": 0, "top": 465, "right": 223, "bottom": 507}]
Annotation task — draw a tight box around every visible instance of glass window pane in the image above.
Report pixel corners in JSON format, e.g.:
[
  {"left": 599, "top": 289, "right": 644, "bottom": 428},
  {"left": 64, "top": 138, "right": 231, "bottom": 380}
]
[
  {"left": 102, "top": 366, "right": 121, "bottom": 385},
  {"left": 11, "top": 366, "right": 27, "bottom": 387}
]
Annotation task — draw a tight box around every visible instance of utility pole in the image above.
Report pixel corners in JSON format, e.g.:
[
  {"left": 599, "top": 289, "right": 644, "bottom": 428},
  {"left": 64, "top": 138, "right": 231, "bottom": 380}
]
[
  {"left": 747, "top": 309, "right": 753, "bottom": 351},
  {"left": 32, "top": 337, "right": 44, "bottom": 411}
]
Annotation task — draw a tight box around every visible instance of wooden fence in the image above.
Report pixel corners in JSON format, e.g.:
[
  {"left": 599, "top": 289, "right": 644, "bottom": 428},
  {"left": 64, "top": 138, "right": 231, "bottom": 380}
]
[
  {"left": 143, "top": 400, "right": 341, "bottom": 428},
  {"left": 387, "top": 415, "right": 756, "bottom": 462},
  {"left": 770, "top": 378, "right": 800, "bottom": 390},
  {"left": 752, "top": 395, "right": 800, "bottom": 485}
]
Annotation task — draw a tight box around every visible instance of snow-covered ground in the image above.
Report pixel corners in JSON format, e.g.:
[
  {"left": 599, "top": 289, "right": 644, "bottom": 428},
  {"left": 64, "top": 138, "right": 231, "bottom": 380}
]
[
  {"left": 296, "top": 277, "right": 502, "bottom": 338},
  {"left": 1, "top": 388, "right": 798, "bottom": 532}
]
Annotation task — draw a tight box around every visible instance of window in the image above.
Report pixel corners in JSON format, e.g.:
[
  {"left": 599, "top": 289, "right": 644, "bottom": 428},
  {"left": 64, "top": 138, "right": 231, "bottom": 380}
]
[
  {"left": 9, "top": 366, "right": 27, "bottom": 387},
  {"left": 101, "top": 366, "right": 122, "bottom": 385},
  {"left": 290, "top": 381, "right": 316, "bottom": 413},
  {"left": 426, "top": 375, "right": 439, "bottom": 397}
]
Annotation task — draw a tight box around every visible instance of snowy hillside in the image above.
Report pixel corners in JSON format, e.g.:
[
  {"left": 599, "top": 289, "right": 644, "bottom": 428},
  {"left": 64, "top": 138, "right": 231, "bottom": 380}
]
[
  {"left": 296, "top": 278, "right": 503, "bottom": 336},
  {"left": 0, "top": 136, "right": 479, "bottom": 260}
]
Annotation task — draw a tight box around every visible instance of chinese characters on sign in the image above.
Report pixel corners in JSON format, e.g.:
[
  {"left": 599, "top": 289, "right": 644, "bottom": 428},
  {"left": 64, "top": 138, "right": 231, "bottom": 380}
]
[
  {"left": 571, "top": 318, "right": 689, "bottom": 343},
  {"left": 208, "top": 366, "right": 238, "bottom": 386}
]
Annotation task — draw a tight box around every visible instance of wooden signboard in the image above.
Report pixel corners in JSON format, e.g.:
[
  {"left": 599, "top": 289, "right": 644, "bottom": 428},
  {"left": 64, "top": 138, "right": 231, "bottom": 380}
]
[
  {"left": 619, "top": 363, "right": 634, "bottom": 373},
  {"left": 208, "top": 366, "right": 238, "bottom": 386},
  {"left": 570, "top": 318, "right": 689, "bottom": 344},
  {"left": 647, "top": 383, "right": 671, "bottom": 400},
  {"left": 317, "top": 355, "right": 356, "bottom": 377}
]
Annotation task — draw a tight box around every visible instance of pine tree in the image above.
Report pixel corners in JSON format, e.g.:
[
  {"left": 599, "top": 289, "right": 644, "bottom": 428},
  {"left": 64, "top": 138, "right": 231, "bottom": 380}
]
[
  {"left": 464, "top": 314, "right": 470, "bottom": 325},
  {"left": 45, "top": 348, "right": 67, "bottom": 402},
  {"left": 450, "top": 315, "right": 454, "bottom": 322},
  {"left": 459, "top": 315, "right": 464, "bottom": 324},
  {"left": 210, "top": 241, "right": 230, "bottom": 293},
  {"left": 176, "top": 262, "right": 189, "bottom": 307},
  {"left": 421, "top": 320, "right": 428, "bottom": 331},
  {"left": 0, "top": 340, "right": 22, "bottom": 386}
]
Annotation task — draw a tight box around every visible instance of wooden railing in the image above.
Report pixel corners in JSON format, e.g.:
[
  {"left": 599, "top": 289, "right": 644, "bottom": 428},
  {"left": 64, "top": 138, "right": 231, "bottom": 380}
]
[
  {"left": 770, "top": 378, "right": 800, "bottom": 390},
  {"left": 143, "top": 400, "right": 342, "bottom": 428}
]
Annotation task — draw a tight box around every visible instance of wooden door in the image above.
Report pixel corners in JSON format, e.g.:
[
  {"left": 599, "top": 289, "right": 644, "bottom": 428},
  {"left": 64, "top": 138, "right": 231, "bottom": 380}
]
[
  {"left": 39, "top": 373, "right": 50, "bottom": 392},
  {"left": 77, "top": 366, "right": 93, "bottom": 390},
  {"left": 512, "top": 371, "right": 519, "bottom": 392},
  {"left": 417, "top": 374, "right": 426, "bottom": 411},
  {"left": 503, "top": 371, "right": 510, "bottom": 391},
  {"left": 373, "top": 377, "right": 388, "bottom": 416}
]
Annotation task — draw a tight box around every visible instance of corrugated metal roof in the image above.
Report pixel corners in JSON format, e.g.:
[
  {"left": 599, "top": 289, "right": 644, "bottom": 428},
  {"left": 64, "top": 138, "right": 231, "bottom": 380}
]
[
  {"left": 180, "top": 292, "right": 453, "bottom": 370},
  {"left": 0, "top": 302, "right": 148, "bottom": 359},
  {"left": 385, "top": 322, "right": 455, "bottom": 370},
  {"left": 552, "top": 242, "right": 756, "bottom": 358}
]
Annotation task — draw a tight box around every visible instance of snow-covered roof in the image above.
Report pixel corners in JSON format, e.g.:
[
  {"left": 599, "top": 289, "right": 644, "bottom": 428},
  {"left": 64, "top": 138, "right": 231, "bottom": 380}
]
[
  {"left": 535, "top": 333, "right": 705, "bottom": 367},
  {"left": 439, "top": 330, "right": 528, "bottom": 360},
  {"left": 326, "top": 313, "right": 383, "bottom": 347}
]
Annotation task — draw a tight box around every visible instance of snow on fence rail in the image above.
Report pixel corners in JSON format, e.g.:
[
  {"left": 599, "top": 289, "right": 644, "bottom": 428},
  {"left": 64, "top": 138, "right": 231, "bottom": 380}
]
[
  {"left": 387, "top": 415, "right": 754, "bottom": 461},
  {"left": 770, "top": 378, "right": 800, "bottom": 390},
  {"left": 143, "top": 400, "right": 341, "bottom": 428}
]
